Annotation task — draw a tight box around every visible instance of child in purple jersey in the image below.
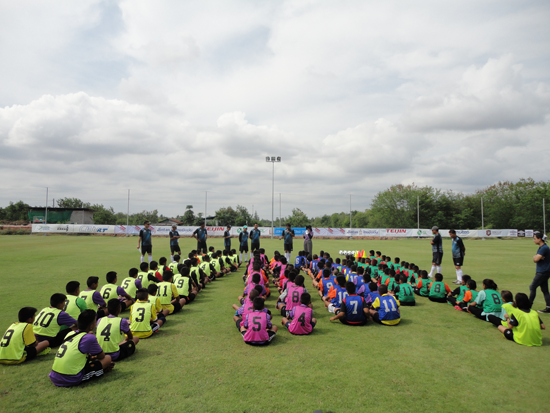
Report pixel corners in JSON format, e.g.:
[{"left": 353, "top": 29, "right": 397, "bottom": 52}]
[
  {"left": 233, "top": 289, "right": 261, "bottom": 328},
  {"left": 365, "top": 282, "right": 381, "bottom": 308},
  {"left": 277, "top": 275, "right": 308, "bottom": 317},
  {"left": 49, "top": 310, "right": 114, "bottom": 387},
  {"left": 282, "top": 293, "right": 316, "bottom": 335},
  {"left": 356, "top": 274, "right": 372, "bottom": 297},
  {"left": 240, "top": 298, "right": 277, "bottom": 346}
]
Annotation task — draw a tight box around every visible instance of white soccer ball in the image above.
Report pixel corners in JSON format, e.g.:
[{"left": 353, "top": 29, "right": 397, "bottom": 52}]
[{"left": 339, "top": 250, "right": 343, "bottom": 255}]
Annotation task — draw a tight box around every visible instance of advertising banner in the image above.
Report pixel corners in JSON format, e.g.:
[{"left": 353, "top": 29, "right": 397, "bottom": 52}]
[
  {"left": 477, "top": 229, "right": 518, "bottom": 237},
  {"left": 32, "top": 224, "right": 73, "bottom": 233},
  {"left": 440, "top": 229, "right": 478, "bottom": 238}
]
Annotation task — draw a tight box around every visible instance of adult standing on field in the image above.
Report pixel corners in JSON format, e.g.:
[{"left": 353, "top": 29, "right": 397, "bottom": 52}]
[
  {"left": 250, "top": 224, "right": 261, "bottom": 253},
  {"left": 281, "top": 223, "right": 295, "bottom": 262},
  {"left": 223, "top": 225, "right": 232, "bottom": 252},
  {"left": 428, "top": 226, "right": 442, "bottom": 278},
  {"left": 193, "top": 223, "right": 208, "bottom": 255},
  {"left": 138, "top": 221, "right": 153, "bottom": 264},
  {"left": 303, "top": 225, "right": 314, "bottom": 255},
  {"left": 239, "top": 225, "right": 249, "bottom": 262},
  {"left": 449, "top": 229, "right": 466, "bottom": 285},
  {"left": 531, "top": 232, "right": 550, "bottom": 313},
  {"left": 169, "top": 225, "right": 181, "bottom": 262}
]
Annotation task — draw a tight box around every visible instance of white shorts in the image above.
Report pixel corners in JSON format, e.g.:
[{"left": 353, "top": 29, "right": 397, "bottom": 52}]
[{"left": 328, "top": 304, "right": 338, "bottom": 313}]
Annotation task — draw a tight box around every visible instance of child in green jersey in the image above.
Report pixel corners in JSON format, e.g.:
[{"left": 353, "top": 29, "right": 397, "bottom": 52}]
[
  {"left": 457, "top": 279, "right": 479, "bottom": 311},
  {"left": 34, "top": 294, "right": 77, "bottom": 348},
  {"left": 428, "top": 273, "right": 452, "bottom": 303},
  {"left": 395, "top": 275, "right": 415, "bottom": 306},
  {"left": 468, "top": 279, "right": 503, "bottom": 321},
  {"left": 488, "top": 290, "right": 513, "bottom": 327},
  {"left": 498, "top": 293, "right": 545, "bottom": 347},
  {"left": 0, "top": 307, "right": 51, "bottom": 364},
  {"left": 130, "top": 289, "right": 163, "bottom": 339},
  {"left": 96, "top": 299, "right": 138, "bottom": 361},
  {"left": 414, "top": 271, "right": 431, "bottom": 297},
  {"left": 447, "top": 275, "right": 471, "bottom": 306}
]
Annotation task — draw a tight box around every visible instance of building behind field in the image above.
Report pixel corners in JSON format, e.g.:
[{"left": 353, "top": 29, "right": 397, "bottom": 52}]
[{"left": 27, "top": 207, "right": 95, "bottom": 224}]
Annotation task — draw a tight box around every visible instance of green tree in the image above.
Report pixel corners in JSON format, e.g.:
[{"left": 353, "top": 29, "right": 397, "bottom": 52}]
[
  {"left": 288, "top": 208, "right": 309, "bottom": 227},
  {"left": 91, "top": 204, "right": 116, "bottom": 225},
  {"left": 235, "top": 205, "right": 251, "bottom": 226},
  {"left": 56, "top": 197, "right": 90, "bottom": 208},
  {"left": 215, "top": 206, "right": 238, "bottom": 226},
  {"left": 181, "top": 205, "right": 195, "bottom": 226},
  {"left": 0, "top": 201, "right": 31, "bottom": 222}
]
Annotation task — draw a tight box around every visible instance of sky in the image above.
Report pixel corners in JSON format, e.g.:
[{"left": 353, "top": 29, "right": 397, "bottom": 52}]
[{"left": 1, "top": 0, "right": 549, "bottom": 220}]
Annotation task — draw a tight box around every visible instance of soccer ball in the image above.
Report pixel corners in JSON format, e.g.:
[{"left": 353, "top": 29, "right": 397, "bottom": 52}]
[{"left": 339, "top": 250, "right": 343, "bottom": 255}]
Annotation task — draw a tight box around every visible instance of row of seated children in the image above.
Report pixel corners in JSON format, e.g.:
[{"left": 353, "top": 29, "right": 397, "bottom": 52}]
[{"left": 0, "top": 248, "right": 226, "bottom": 384}]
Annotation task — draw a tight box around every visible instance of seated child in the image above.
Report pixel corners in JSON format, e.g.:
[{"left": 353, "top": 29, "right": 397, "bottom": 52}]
[
  {"left": 233, "top": 288, "right": 268, "bottom": 328},
  {"left": 330, "top": 282, "right": 369, "bottom": 326},
  {"left": 428, "top": 273, "right": 452, "bottom": 303},
  {"left": 446, "top": 275, "right": 472, "bottom": 306},
  {"left": 369, "top": 285, "right": 401, "bottom": 326},
  {"left": 488, "top": 290, "right": 513, "bottom": 327},
  {"left": 96, "top": 299, "right": 139, "bottom": 361},
  {"left": 99, "top": 271, "right": 134, "bottom": 311},
  {"left": 317, "top": 268, "right": 336, "bottom": 298},
  {"left": 120, "top": 268, "right": 142, "bottom": 301},
  {"left": 239, "top": 273, "right": 267, "bottom": 303},
  {"left": 0, "top": 307, "right": 51, "bottom": 364},
  {"left": 147, "top": 284, "right": 169, "bottom": 319},
  {"left": 174, "top": 267, "right": 198, "bottom": 304},
  {"left": 456, "top": 279, "right": 479, "bottom": 311},
  {"left": 157, "top": 271, "right": 186, "bottom": 315},
  {"left": 49, "top": 310, "right": 114, "bottom": 387},
  {"left": 468, "top": 279, "right": 503, "bottom": 321},
  {"left": 414, "top": 271, "right": 430, "bottom": 297},
  {"left": 365, "top": 282, "right": 380, "bottom": 308},
  {"left": 64, "top": 281, "right": 87, "bottom": 320},
  {"left": 395, "top": 275, "right": 415, "bottom": 306},
  {"left": 323, "top": 275, "right": 348, "bottom": 314},
  {"left": 80, "top": 276, "right": 107, "bottom": 317},
  {"left": 277, "top": 275, "right": 308, "bottom": 317},
  {"left": 240, "top": 298, "right": 277, "bottom": 346},
  {"left": 137, "top": 262, "right": 158, "bottom": 289},
  {"left": 130, "top": 288, "right": 164, "bottom": 338},
  {"left": 497, "top": 292, "right": 545, "bottom": 346},
  {"left": 282, "top": 293, "right": 316, "bottom": 334},
  {"left": 34, "top": 293, "right": 77, "bottom": 348}
]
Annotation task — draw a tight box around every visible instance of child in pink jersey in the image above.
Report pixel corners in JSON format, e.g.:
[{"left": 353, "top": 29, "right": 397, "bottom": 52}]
[
  {"left": 238, "top": 273, "right": 267, "bottom": 304},
  {"left": 233, "top": 289, "right": 262, "bottom": 328},
  {"left": 240, "top": 298, "right": 277, "bottom": 346},
  {"left": 277, "top": 274, "right": 309, "bottom": 317},
  {"left": 282, "top": 293, "right": 316, "bottom": 335}
]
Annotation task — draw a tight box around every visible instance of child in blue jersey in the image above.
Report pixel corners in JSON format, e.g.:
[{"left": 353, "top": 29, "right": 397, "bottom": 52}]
[
  {"left": 365, "top": 282, "right": 381, "bottom": 307},
  {"left": 330, "top": 282, "right": 369, "bottom": 326},
  {"left": 369, "top": 285, "right": 401, "bottom": 326},
  {"left": 323, "top": 275, "right": 348, "bottom": 314},
  {"left": 356, "top": 273, "right": 372, "bottom": 297}
]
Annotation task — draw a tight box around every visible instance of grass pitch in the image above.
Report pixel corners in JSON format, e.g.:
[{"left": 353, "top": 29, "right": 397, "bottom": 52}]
[{"left": 0, "top": 235, "right": 549, "bottom": 413}]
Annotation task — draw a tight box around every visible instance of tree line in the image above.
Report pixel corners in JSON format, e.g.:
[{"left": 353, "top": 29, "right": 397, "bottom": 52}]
[{"left": 1, "top": 179, "right": 548, "bottom": 230}]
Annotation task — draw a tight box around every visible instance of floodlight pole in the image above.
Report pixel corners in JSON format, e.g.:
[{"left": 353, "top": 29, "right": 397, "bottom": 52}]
[
  {"left": 481, "top": 197, "right": 485, "bottom": 241},
  {"left": 266, "top": 156, "right": 281, "bottom": 239},
  {"left": 279, "top": 193, "right": 281, "bottom": 227},
  {"left": 205, "top": 191, "right": 207, "bottom": 226},
  {"left": 544, "top": 198, "right": 546, "bottom": 235},
  {"left": 349, "top": 194, "right": 352, "bottom": 239},
  {"left": 417, "top": 195, "right": 420, "bottom": 239},
  {"left": 45, "top": 187, "right": 49, "bottom": 224},
  {"left": 126, "top": 189, "right": 130, "bottom": 237}
]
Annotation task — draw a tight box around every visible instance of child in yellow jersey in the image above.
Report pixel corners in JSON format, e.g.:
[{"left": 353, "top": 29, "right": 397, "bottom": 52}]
[
  {"left": 157, "top": 271, "right": 186, "bottom": 315},
  {"left": 130, "top": 289, "right": 163, "bottom": 338},
  {"left": 96, "top": 299, "right": 138, "bottom": 361},
  {"left": 64, "top": 281, "right": 87, "bottom": 320},
  {"left": 147, "top": 284, "right": 169, "bottom": 320},
  {"left": 0, "top": 307, "right": 51, "bottom": 364},
  {"left": 49, "top": 310, "right": 114, "bottom": 387},
  {"left": 34, "top": 294, "right": 77, "bottom": 348}
]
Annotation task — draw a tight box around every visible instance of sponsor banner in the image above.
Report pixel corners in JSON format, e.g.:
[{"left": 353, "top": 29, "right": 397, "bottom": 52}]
[
  {"left": 477, "top": 229, "right": 517, "bottom": 237},
  {"left": 440, "top": 229, "right": 478, "bottom": 238},
  {"left": 345, "top": 228, "right": 381, "bottom": 237},
  {"left": 525, "top": 230, "right": 534, "bottom": 238},
  {"left": 75, "top": 225, "right": 114, "bottom": 234},
  {"left": 380, "top": 229, "right": 416, "bottom": 237},
  {"left": 274, "top": 227, "right": 307, "bottom": 236},
  {"left": 32, "top": 224, "right": 72, "bottom": 233}
]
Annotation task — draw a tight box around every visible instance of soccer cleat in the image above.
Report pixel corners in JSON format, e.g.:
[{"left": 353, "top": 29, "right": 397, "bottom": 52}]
[
  {"left": 537, "top": 308, "right": 550, "bottom": 314},
  {"left": 38, "top": 347, "right": 52, "bottom": 356},
  {"left": 454, "top": 305, "right": 462, "bottom": 311}
]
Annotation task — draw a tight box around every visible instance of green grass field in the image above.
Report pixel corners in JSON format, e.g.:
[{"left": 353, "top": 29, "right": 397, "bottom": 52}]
[{"left": 0, "top": 235, "right": 549, "bottom": 413}]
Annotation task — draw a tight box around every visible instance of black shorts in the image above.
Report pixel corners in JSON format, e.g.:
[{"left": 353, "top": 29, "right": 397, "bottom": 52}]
[
  {"left": 235, "top": 319, "right": 243, "bottom": 330},
  {"left": 24, "top": 345, "right": 38, "bottom": 361},
  {"left": 432, "top": 252, "right": 443, "bottom": 265},
  {"left": 37, "top": 329, "right": 72, "bottom": 348},
  {"left": 197, "top": 241, "right": 207, "bottom": 254},
  {"left": 284, "top": 243, "right": 293, "bottom": 252},
  {"left": 171, "top": 301, "right": 182, "bottom": 314},
  {"left": 116, "top": 340, "right": 136, "bottom": 361},
  {"left": 141, "top": 245, "right": 152, "bottom": 254},
  {"left": 453, "top": 257, "right": 464, "bottom": 267},
  {"left": 428, "top": 296, "right": 447, "bottom": 303},
  {"left": 170, "top": 245, "right": 181, "bottom": 253},
  {"left": 400, "top": 301, "right": 416, "bottom": 306},
  {"left": 120, "top": 301, "right": 127, "bottom": 312},
  {"left": 81, "top": 358, "right": 104, "bottom": 383},
  {"left": 239, "top": 244, "right": 249, "bottom": 252},
  {"left": 372, "top": 312, "right": 383, "bottom": 325},
  {"left": 251, "top": 242, "right": 260, "bottom": 252},
  {"left": 503, "top": 329, "right": 515, "bottom": 342}
]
